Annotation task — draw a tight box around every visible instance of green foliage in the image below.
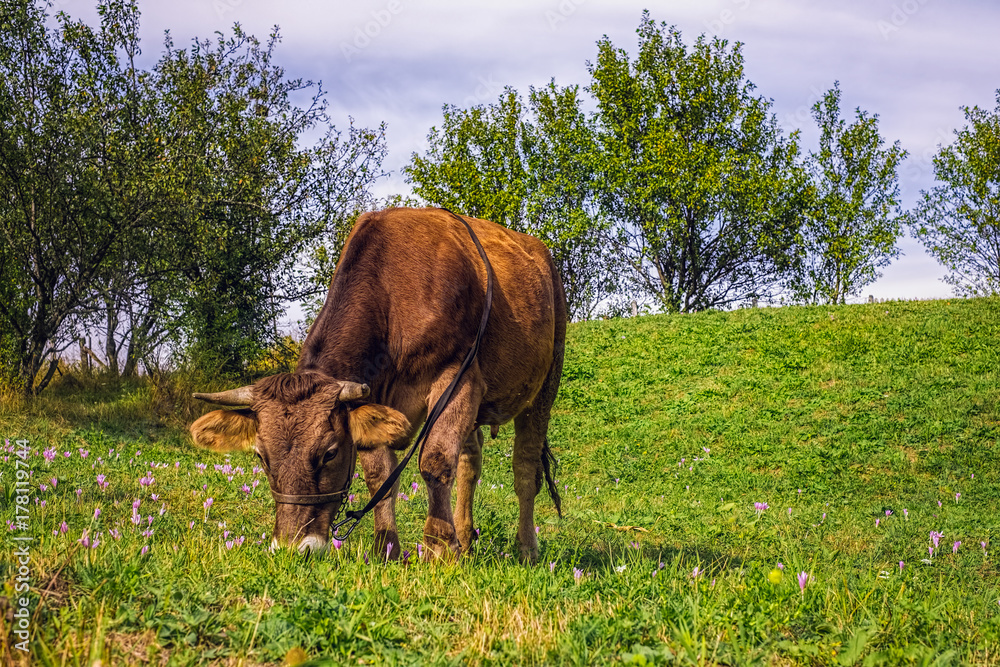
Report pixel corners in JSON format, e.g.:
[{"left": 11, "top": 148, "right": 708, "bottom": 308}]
[
  {"left": 588, "top": 12, "right": 807, "bottom": 313},
  {"left": 787, "top": 82, "right": 908, "bottom": 305},
  {"left": 6, "top": 297, "right": 1000, "bottom": 664},
  {"left": 405, "top": 86, "right": 615, "bottom": 320},
  {"left": 0, "top": 1, "right": 387, "bottom": 390},
  {"left": 909, "top": 89, "right": 1000, "bottom": 297}
]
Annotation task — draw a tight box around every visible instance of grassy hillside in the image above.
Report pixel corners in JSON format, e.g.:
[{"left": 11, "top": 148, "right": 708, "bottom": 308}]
[{"left": 3, "top": 298, "right": 1000, "bottom": 665}]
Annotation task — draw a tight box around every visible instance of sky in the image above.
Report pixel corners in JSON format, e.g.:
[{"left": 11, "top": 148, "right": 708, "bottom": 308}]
[{"left": 58, "top": 0, "right": 1000, "bottom": 306}]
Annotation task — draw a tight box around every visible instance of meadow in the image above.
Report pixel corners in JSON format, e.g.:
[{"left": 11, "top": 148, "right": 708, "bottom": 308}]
[{"left": 3, "top": 298, "right": 1000, "bottom": 665}]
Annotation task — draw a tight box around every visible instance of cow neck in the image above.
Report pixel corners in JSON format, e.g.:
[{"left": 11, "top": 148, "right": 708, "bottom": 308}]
[{"left": 297, "top": 277, "right": 390, "bottom": 391}]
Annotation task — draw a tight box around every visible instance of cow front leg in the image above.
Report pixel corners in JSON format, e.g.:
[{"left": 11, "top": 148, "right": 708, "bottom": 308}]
[
  {"left": 420, "top": 368, "right": 483, "bottom": 561},
  {"left": 357, "top": 447, "right": 401, "bottom": 561},
  {"left": 454, "top": 426, "right": 483, "bottom": 552}
]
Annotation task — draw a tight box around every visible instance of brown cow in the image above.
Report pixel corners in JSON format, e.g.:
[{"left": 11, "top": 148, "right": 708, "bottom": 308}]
[{"left": 189, "top": 207, "right": 566, "bottom": 562}]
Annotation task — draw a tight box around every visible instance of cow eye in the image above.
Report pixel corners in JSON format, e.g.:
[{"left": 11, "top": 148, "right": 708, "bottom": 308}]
[{"left": 322, "top": 448, "right": 338, "bottom": 465}]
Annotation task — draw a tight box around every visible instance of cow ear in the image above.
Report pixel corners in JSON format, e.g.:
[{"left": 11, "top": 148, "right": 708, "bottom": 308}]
[
  {"left": 347, "top": 404, "right": 410, "bottom": 448},
  {"left": 190, "top": 408, "right": 258, "bottom": 452}
]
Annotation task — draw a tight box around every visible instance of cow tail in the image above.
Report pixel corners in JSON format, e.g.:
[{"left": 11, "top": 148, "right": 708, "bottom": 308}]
[{"left": 541, "top": 437, "right": 562, "bottom": 518}]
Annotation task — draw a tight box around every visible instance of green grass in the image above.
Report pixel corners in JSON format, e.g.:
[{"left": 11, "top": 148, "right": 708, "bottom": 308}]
[{"left": 3, "top": 298, "right": 1000, "bottom": 665}]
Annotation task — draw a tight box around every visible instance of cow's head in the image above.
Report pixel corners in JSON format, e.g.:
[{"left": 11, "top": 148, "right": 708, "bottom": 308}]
[{"left": 190, "top": 372, "right": 409, "bottom": 554}]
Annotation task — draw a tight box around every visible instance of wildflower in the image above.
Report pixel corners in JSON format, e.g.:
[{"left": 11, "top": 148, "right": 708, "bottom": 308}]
[
  {"left": 903, "top": 508, "right": 909, "bottom": 520},
  {"left": 332, "top": 538, "right": 343, "bottom": 550},
  {"left": 768, "top": 568, "right": 783, "bottom": 584},
  {"left": 386, "top": 541, "right": 394, "bottom": 561},
  {"left": 754, "top": 502, "right": 769, "bottom": 514},
  {"left": 777, "top": 562, "right": 784, "bottom": 570},
  {"left": 417, "top": 543, "right": 423, "bottom": 559},
  {"left": 348, "top": 494, "right": 356, "bottom": 503},
  {"left": 953, "top": 541, "right": 961, "bottom": 554},
  {"left": 78, "top": 530, "right": 91, "bottom": 548},
  {"left": 885, "top": 510, "right": 892, "bottom": 517},
  {"left": 573, "top": 567, "right": 583, "bottom": 583},
  {"left": 142, "top": 529, "right": 154, "bottom": 539},
  {"left": 549, "top": 562, "right": 556, "bottom": 572},
  {"left": 691, "top": 566, "right": 701, "bottom": 578},
  {"left": 151, "top": 494, "right": 159, "bottom": 501},
  {"left": 79, "top": 449, "right": 89, "bottom": 458},
  {"left": 397, "top": 492, "right": 409, "bottom": 501},
  {"left": 955, "top": 492, "right": 961, "bottom": 502},
  {"left": 141, "top": 545, "right": 149, "bottom": 556},
  {"left": 615, "top": 564, "right": 627, "bottom": 574},
  {"left": 899, "top": 561, "right": 904, "bottom": 571},
  {"left": 875, "top": 518, "right": 880, "bottom": 528},
  {"left": 629, "top": 541, "right": 640, "bottom": 549},
  {"left": 402, "top": 550, "right": 411, "bottom": 565},
  {"left": 93, "top": 508, "right": 101, "bottom": 519},
  {"left": 204, "top": 497, "right": 214, "bottom": 510},
  {"left": 241, "top": 484, "right": 252, "bottom": 495},
  {"left": 43, "top": 447, "right": 56, "bottom": 462},
  {"left": 40, "top": 484, "right": 48, "bottom": 493},
  {"left": 411, "top": 481, "right": 419, "bottom": 493},
  {"left": 189, "top": 521, "right": 195, "bottom": 529},
  {"left": 797, "top": 572, "right": 809, "bottom": 592},
  {"left": 535, "top": 526, "right": 540, "bottom": 534},
  {"left": 76, "top": 488, "right": 83, "bottom": 500},
  {"left": 50, "top": 478, "right": 58, "bottom": 489},
  {"left": 930, "top": 531, "right": 943, "bottom": 550}
]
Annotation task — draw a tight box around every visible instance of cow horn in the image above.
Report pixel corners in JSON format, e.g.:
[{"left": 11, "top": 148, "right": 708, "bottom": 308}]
[
  {"left": 192, "top": 385, "right": 254, "bottom": 406},
  {"left": 338, "top": 381, "right": 370, "bottom": 401}
]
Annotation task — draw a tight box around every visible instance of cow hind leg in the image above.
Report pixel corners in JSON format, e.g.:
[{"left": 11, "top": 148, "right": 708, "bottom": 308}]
[
  {"left": 454, "top": 426, "right": 483, "bottom": 552},
  {"left": 513, "top": 344, "right": 563, "bottom": 564},
  {"left": 357, "top": 448, "right": 401, "bottom": 561}
]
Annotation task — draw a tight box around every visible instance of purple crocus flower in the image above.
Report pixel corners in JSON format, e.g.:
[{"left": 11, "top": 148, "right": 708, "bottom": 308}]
[
  {"left": 573, "top": 567, "right": 583, "bottom": 583},
  {"left": 549, "top": 562, "right": 556, "bottom": 572},
  {"left": 386, "top": 542, "right": 394, "bottom": 561},
  {"left": 797, "top": 572, "right": 809, "bottom": 592},
  {"left": 754, "top": 502, "right": 769, "bottom": 514},
  {"left": 953, "top": 541, "right": 961, "bottom": 554},
  {"left": 93, "top": 507, "right": 101, "bottom": 519}
]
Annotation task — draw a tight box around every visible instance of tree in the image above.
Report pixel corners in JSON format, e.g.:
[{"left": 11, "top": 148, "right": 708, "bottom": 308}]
[
  {"left": 0, "top": 1, "right": 387, "bottom": 394},
  {"left": 152, "top": 26, "right": 387, "bottom": 375},
  {"left": 522, "top": 82, "right": 618, "bottom": 319},
  {"left": 405, "top": 87, "right": 613, "bottom": 319},
  {"left": 406, "top": 88, "right": 528, "bottom": 229},
  {"left": 0, "top": 0, "right": 171, "bottom": 396},
  {"left": 588, "top": 13, "right": 806, "bottom": 313},
  {"left": 909, "top": 91, "right": 1000, "bottom": 297},
  {"left": 788, "top": 83, "right": 907, "bottom": 305}
]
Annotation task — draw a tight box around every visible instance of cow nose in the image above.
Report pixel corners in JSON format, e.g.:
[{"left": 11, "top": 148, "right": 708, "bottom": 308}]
[{"left": 297, "top": 534, "right": 328, "bottom": 554}]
